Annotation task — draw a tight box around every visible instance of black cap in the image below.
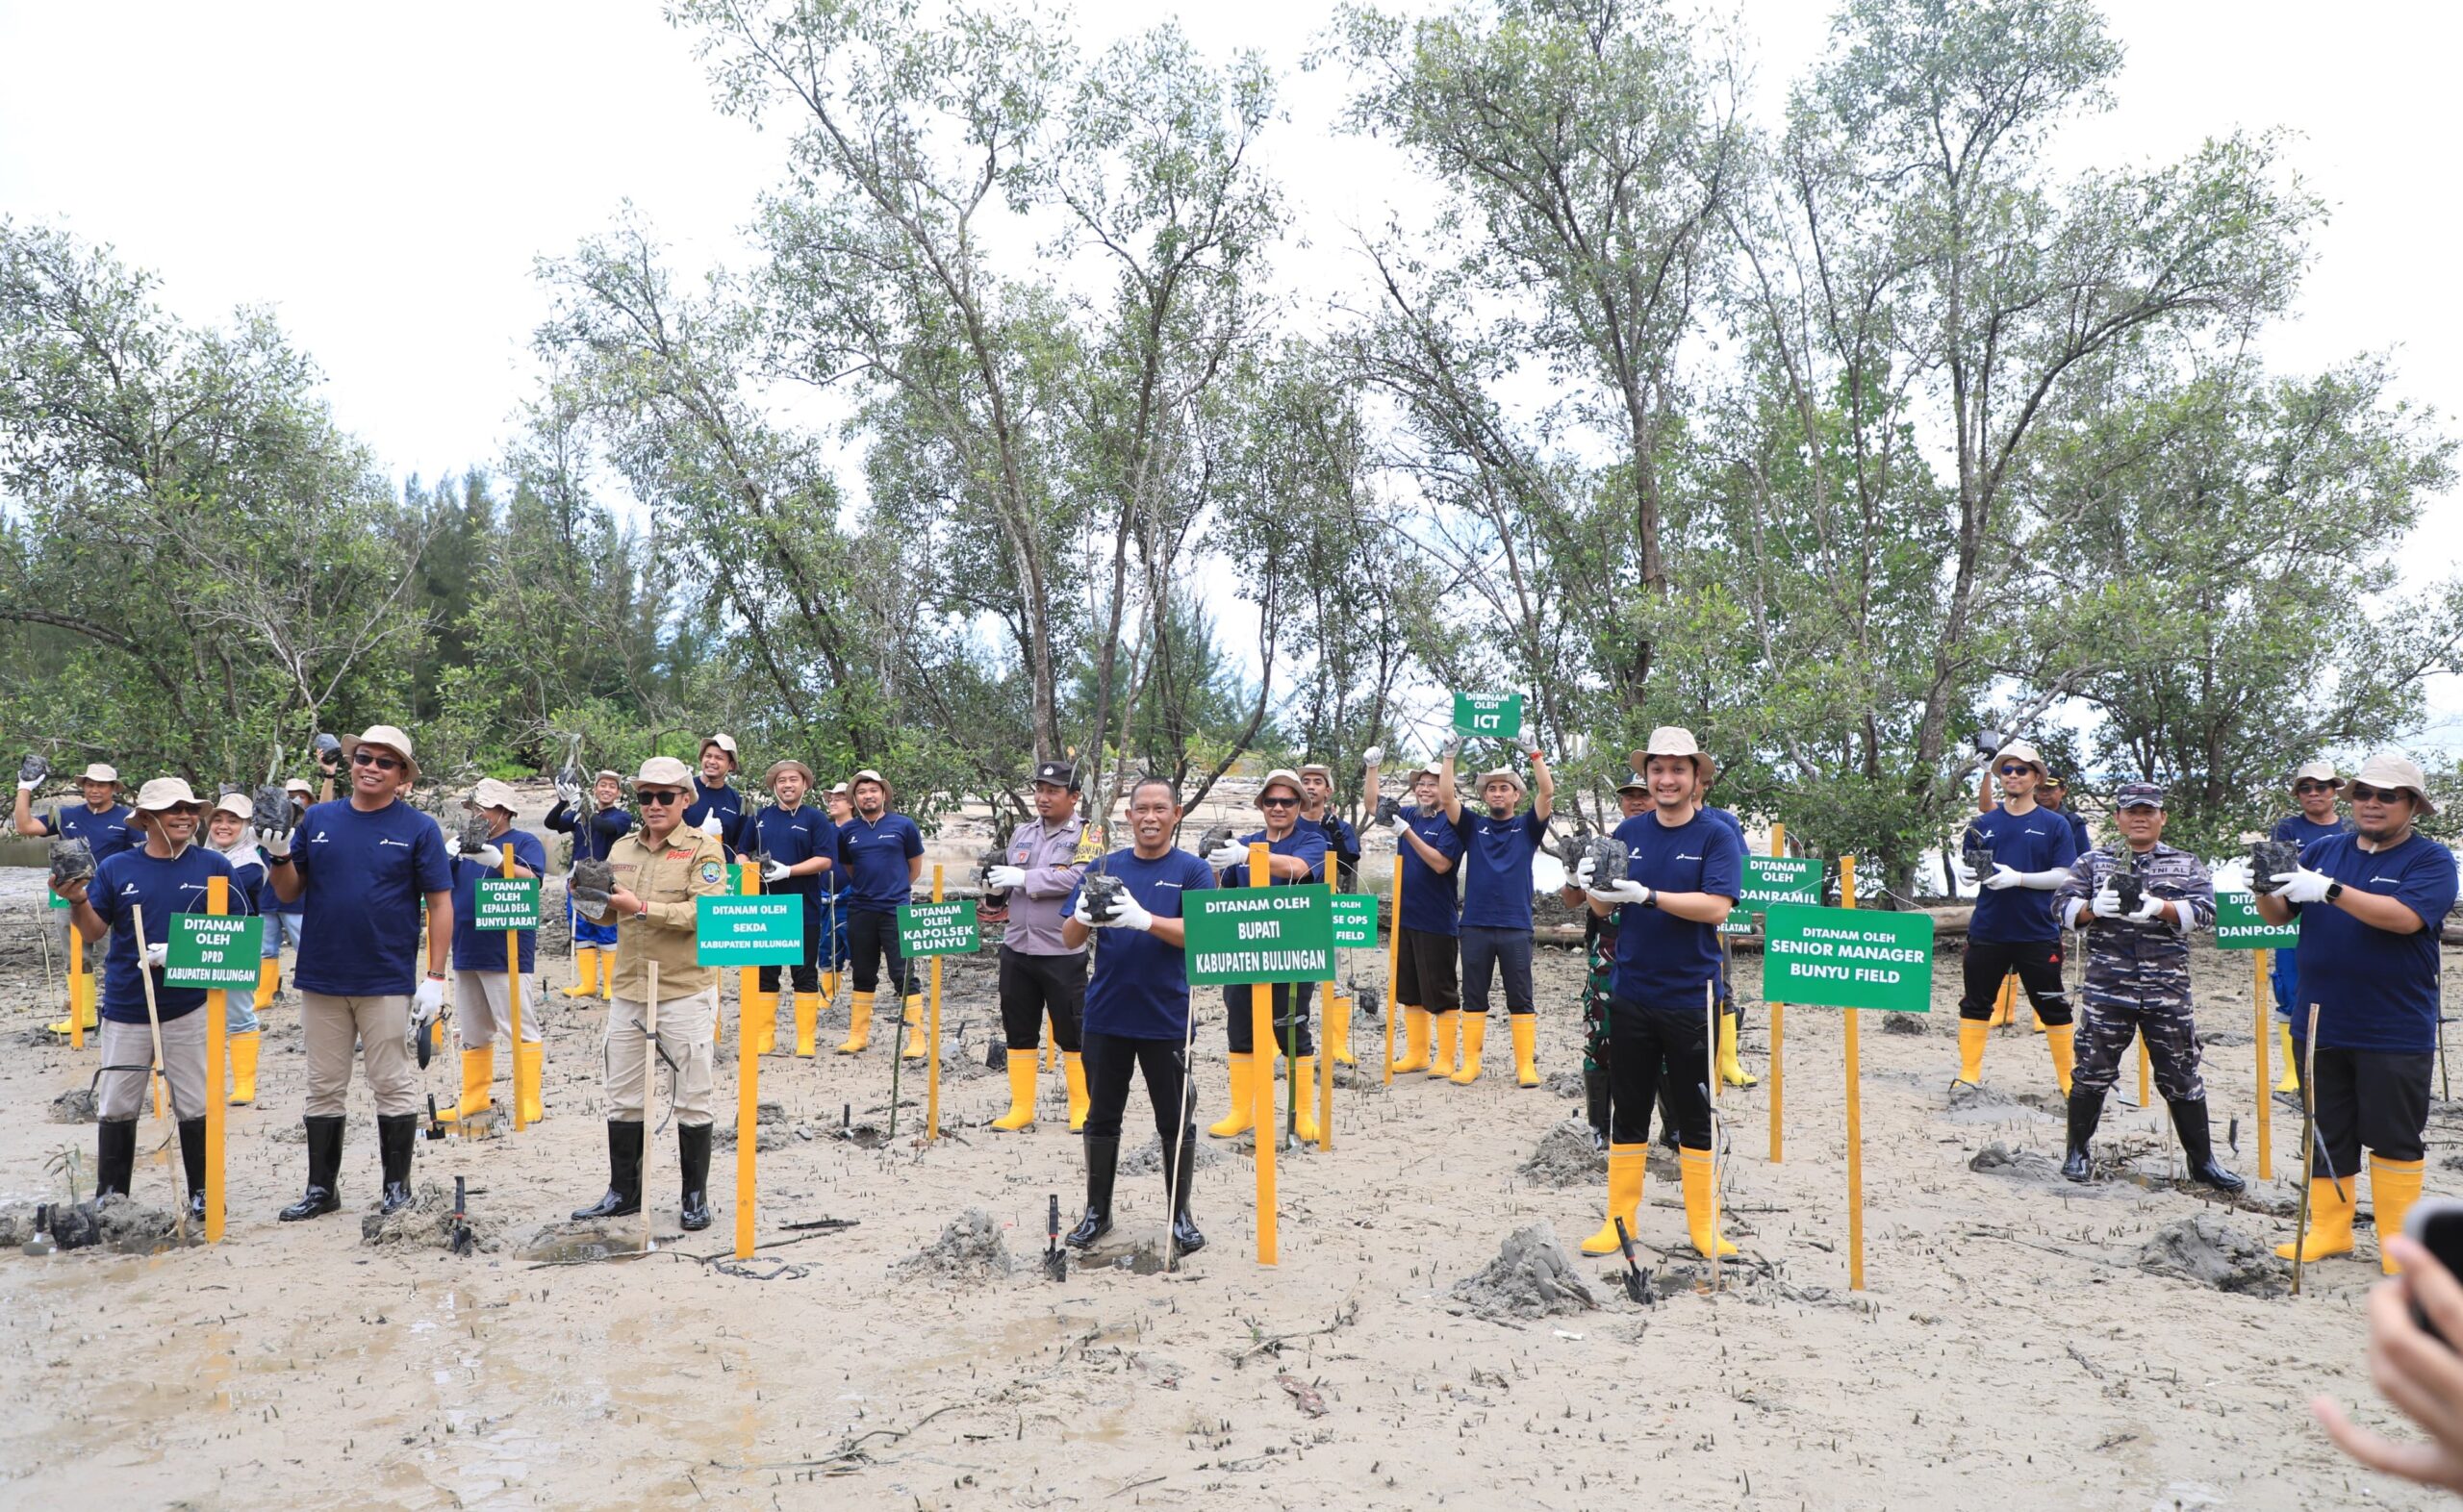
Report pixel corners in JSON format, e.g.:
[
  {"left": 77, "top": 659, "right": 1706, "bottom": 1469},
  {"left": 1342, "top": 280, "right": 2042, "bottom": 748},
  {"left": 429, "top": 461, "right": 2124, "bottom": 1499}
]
[{"left": 1033, "top": 760, "right": 1079, "bottom": 791}]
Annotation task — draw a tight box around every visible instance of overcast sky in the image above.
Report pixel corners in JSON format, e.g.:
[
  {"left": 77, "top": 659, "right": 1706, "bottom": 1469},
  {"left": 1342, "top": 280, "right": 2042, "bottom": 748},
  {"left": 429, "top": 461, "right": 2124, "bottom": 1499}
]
[{"left": 4, "top": 0, "right": 2456, "bottom": 738}]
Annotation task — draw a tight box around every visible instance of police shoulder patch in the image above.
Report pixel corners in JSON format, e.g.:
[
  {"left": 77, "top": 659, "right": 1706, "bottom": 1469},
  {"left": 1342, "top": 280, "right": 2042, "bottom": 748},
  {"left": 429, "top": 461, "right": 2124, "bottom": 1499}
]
[{"left": 698, "top": 860, "right": 723, "bottom": 885}]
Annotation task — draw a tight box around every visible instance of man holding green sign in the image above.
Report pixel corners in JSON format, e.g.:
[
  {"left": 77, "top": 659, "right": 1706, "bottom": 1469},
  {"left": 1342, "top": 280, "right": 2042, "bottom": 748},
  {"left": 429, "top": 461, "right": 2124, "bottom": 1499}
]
[
  {"left": 1436, "top": 698, "right": 1553, "bottom": 1088},
  {"left": 444, "top": 779, "right": 548, "bottom": 1128}
]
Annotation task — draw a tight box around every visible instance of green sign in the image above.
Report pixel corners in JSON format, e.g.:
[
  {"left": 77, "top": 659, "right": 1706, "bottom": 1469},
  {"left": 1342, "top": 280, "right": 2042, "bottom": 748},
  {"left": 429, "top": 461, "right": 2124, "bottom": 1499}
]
[
  {"left": 48, "top": 885, "right": 68, "bottom": 910},
  {"left": 1184, "top": 885, "right": 1337, "bottom": 986},
  {"left": 2213, "top": 892, "right": 2299, "bottom": 950},
  {"left": 1329, "top": 893, "right": 1379, "bottom": 948},
  {"left": 1762, "top": 904, "right": 1933, "bottom": 1013},
  {"left": 473, "top": 876, "right": 541, "bottom": 931},
  {"left": 1451, "top": 691, "right": 1525, "bottom": 740},
  {"left": 1721, "top": 855, "right": 1825, "bottom": 935},
  {"left": 164, "top": 914, "right": 266, "bottom": 990},
  {"left": 897, "top": 899, "right": 979, "bottom": 958},
  {"left": 726, "top": 862, "right": 757, "bottom": 895},
  {"left": 694, "top": 896, "right": 805, "bottom": 967}
]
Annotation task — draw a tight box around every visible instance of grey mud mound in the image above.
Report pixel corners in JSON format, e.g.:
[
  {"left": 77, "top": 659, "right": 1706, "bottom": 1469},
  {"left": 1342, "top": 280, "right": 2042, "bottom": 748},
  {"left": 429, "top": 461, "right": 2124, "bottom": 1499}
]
[
  {"left": 1880, "top": 1011, "right": 1928, "bottom": 1036},
  {"left": 3, "top": 1195, "right": 185, "bottom": 1252},
  {"left": 1451, "top": 1224, "right": 1597, "bottom": 1321},
  {"left": 47, "top": 1088, "right": 97, "bottom": 1123},
  {"left": 1541, "top": 1070, "right": 1584, "bottom": 1100},
  {"left": 1968, "top": 1142, "right": 2070, "bottom": 1185},
  {"left": 898, "top": 1207, "right": 1012, "bottom": 1281},
  {"left": 715, "top": 1100, "right": 791, "bottom": 1150},
  {"left": 1519, "top": 1118, "right": 1607, "bottom": 1189},
  {"left": 2137, "top": 1215, "right": 2290, "bottom": 1296},
  {"left": 1122, "top": 1135, "right": 1228, "bottom": 1176},
  {"left": 360, "top": 1180, "right": 506, "bottom": 1252}
]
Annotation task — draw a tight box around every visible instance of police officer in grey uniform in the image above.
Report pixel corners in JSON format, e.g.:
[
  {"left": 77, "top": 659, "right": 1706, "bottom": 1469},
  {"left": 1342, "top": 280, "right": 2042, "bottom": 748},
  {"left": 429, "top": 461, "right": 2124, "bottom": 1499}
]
[{"left": 2053, "top": 781, "right": 2241, "bottom": 1191}]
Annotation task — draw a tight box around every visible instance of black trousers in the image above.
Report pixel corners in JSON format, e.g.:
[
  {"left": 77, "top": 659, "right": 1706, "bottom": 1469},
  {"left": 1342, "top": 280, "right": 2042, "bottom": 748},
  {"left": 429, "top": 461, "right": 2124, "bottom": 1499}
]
[
  {"left": 2297, "top": 1042, "right": 2432, "bottom": 1171},
  {"left": 1224, "top": 982, "right": 1314, "bottom": 1057},
  {"left": 755, "top": 886, "right": 821, "bottom": 995},
  {"left": 1460, "top": 924, "right": 1535, "bottom": 1015},
  {"left": 1395, "top": 926, "right": 1460, "bottom": 1013},
  {"left": 999, "top": 946, "right": 1085, "bottom": 1052},
  {"left": 846, "top": 908, "right": 914, "bottom": 997},
  {"left": 1608, "top": 996, "right": 1712, "bottom": 1149},
  {"left": 1080, "top": 1029, "right": 1195, "bottom": 1153},
  {"left": 1958, "top": 936, "right": 2072, "bottom": 1025}
]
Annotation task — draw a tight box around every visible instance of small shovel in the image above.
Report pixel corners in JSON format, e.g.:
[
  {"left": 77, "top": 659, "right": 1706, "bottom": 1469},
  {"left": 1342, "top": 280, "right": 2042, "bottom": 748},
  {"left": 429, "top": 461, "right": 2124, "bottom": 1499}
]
[
  {"left": 450, "top": 1175, "right": 475, "bottom": 1256},
  {"left": 1044, "top": 1194, "right": 1068, "bottom": 1282},
  {"left": 1613, "top": 1217, "right": 1654, "bottom": 1306},
  {"left": 425, "top": 1093, "right": 448, "bottom": 1141}
]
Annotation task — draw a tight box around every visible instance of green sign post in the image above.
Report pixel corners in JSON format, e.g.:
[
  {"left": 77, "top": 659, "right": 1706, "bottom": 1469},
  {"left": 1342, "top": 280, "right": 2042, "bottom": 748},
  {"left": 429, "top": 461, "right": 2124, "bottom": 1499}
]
[
  {"left": 165, "top": 914, "right": 266, "bottom": 990},
  {"left": 1185, "top": 886, "right": 1337, "bottom": 986},
  {"left": 694, "top": 896, "right": 805, "bottom": 967},
  {"left": 897, "top": 899, "right": 979, "bottom": 957},
  {"left": 2213, "top": 892, "right": 2299, "bottom": 950},
  {"left": 1721, "top": 856, "right": 1825, "bottom": 936},
  {"left": 1329, "top": 893, "right": 1379, "bottom": 949},
  {"left": 1450, "top": 692, "right": 1524, "bottom": 740},
  {"left": 473, "top": 877, "right": 542, "bottom": 931},
  {"left": 47, "top": 885, "right": 68, "bottom": 911},
  {"left": 1762, "top": 903, "right": 1934, "bottom": 1014}
]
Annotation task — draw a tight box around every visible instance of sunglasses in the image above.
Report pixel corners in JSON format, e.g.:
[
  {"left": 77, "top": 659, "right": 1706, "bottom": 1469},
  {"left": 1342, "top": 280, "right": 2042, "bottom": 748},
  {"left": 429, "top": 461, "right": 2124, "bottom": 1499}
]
[
  {"left": 1996, "top": 764, "right": 2034, "bottom": 776},
  {"left": 1259, "top": 795, "right": 1298, "bottom": 809},
  {"left": 637, "top": 789, "right": 685, "bottom": 806},
  {"left": 2294, "top": 781, "right": 2339, "bottom": 795},
  {"left": 351, "top": 750, "right": 402, "bottom": 771},
  {"left": 2349, "top": 784, "right": 2412, "bottom": 805}
]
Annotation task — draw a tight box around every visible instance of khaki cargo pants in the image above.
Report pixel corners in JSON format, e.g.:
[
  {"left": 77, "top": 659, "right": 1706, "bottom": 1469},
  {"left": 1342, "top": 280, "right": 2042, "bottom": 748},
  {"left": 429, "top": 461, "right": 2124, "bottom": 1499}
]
[
  {"left": 604, "top": 986, "right": 718, "bottom": 1127},
  {"left": 300, "top": 991, "right": 420, "bottom": 1117}
]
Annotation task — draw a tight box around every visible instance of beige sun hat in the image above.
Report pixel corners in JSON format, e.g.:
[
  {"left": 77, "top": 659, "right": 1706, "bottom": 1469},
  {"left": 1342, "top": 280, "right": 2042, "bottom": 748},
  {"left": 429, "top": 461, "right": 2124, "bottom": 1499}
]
[
  {"left": 1993, "top": 740, "right": 2045, "bottom": 775},
  {"left": 466, "top": 777, "right": 521, "bottom": 814},
  {"left": 79, "top": 763, "right": 120, "bottom": 786},
  {"left": 699, "top": 733, "right": 740, "bottom": 769},
  {"left": 1476, "top": 767, "right": 1527, "bottom": 794},
  {"left": 210, "top": 791, "right": 256, "bottom": 821},
  {"left": 1631, "top": 726, "right": 1715, "bottom": 788},
  {"left": 765, "top": 758, "right": 815, "bottom": 786},
  {"left": 1256, "top": 768, "right": 1305, "bottom": 803},
  {"left": 636, "top": 755, "right": 694, "bottom": 789},
  {"left": 132, "top": 777, "right": 203, "bottom": 812},
  {"left": 284, "top": 777, "right": 316, "bottom": 798},
  {"left": 2293, "top": 759, "right": 2343, "bottom": 788},
  {"left": 341, "top": 725, "right": 419, "bottom": 782},
  {"left": 2352, "top": 752, "right": 2436, "bottom": 817}
]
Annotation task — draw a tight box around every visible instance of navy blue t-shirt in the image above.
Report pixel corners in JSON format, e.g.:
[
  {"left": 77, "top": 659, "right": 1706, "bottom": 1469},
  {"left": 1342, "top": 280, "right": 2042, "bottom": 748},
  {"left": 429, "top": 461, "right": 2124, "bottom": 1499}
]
[
  {"left": 821, "top": 817, "right": 852, "bottom": 895},
  {"left": 2269, "top": 812, "right": 2349, "bottom": 989},
  {"left": 1394, "top": 803, "right": 1464, "bottom": 937},
  {"left": 222, "top": 851, "right": 269, "bottom": 919},
  {"left": 87, "top": 844, "right": 232, "bottom": 1022},
  {"left": 1074, "top": 846, "right": 1217, "bottom": 1039},
  {"left": 1608, "top": 811, "right": 1742, "bottom": 1007},
  {"left": 2052, "top": 806, "right": 2093, "bottom": 855},
  {"left": 291, "top": 798, "right": 454, "bottom": 995},
  {"left": 449, "top": 827, "right": 550, "bottom": 972},
  {"left": 841, "top": 812, "right": 924, "bottom": 910},
  {"left": 1453, "top": 807, "right": 1548, "bottom": 930},
  {"left": 45, "top": 801, "right": 138, "bottom": 864},
  {"left": 744, "top": 802, "right": 840, "bottom": 914},
  {"left": 1215, "top": 825, "right": 1327, "bottom": 890},
  {"left": 2290, "top": 831, "right": 2459, "bottom": 1053},
  {"left": 546, "top": 799, "right": 633, "bottom": 865},
  {"left": 1963, "top": 806, "right": 2080, "bottom": 944},
  {"left": 682, "top": 780, "right": 745, "bottom": 850},
  {"left": 1702, "top": 806, "right": 1745, "bottom": 842}
]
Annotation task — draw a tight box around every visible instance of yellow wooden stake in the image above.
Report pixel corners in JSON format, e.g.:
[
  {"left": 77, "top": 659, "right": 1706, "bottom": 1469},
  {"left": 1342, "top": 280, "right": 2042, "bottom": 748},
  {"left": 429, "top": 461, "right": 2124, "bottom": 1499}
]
[
  {"left": 504, "top": 844, "right": 526, "bottom": 1132},
  {"left": 1318, "top": 979, "right": 1334, "bottom": 1152},
  {"left": 2253, "top": 947, "right": 2273, "bottom": 1181},
  {"left": 643, "top": 959, "right": 659, "bottom": 1252},
  {"left": 927, "top": 865, "right": 944, "bottom": 1142},
  {"left": 2137, "top": 1033, "right": 2151, "bottom": 1108},
  {"left": 1250, "top": 843, "right": 1277, "bottom": 1266},
  {"left": 68, "top": 924, "right": 85, "bottom": 1049},
  {"left": 1767, "top": 822, "right": 1786, "bottom": 1163},
  {"left": 204, "top": 875, "right": 228, "bottom": 1243},
  {"left": 1384, "top": 857, "right": 1402, "bottom": 1086},
  {"left": 734, "top": 866, "right": 759, "bottom": 1261},
  {"left": 1841, "top": 855, "right": 1865, "bottom": 1293}
]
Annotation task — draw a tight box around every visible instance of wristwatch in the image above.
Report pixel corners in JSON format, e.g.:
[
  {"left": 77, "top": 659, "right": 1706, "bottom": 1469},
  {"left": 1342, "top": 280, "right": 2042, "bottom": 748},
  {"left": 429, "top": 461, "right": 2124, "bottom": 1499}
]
[{"left": 2325, "top": 881, "right": 2346, "bottom": 903}]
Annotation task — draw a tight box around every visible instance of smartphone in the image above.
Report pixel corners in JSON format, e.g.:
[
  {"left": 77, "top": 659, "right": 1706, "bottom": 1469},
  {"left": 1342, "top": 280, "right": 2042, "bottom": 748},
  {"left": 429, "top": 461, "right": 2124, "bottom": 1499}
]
[{"left": 2403, "top": 1197, "right": 2463, "bottom": 1343}]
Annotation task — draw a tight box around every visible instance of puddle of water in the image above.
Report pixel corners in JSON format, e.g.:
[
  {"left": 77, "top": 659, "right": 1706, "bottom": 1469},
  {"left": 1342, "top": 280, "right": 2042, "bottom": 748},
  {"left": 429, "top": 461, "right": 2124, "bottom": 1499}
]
[{"left": 520, "top": 1234, "right": 657, "bottom": 1265}]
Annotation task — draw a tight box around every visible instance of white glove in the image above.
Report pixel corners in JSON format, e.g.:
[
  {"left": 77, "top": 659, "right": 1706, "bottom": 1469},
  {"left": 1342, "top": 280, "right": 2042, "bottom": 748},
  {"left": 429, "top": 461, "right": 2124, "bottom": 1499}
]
[
  {"left": 2128, "top": 892, "right": 2168, "bottom": 924},
  {"left": 762, "top": 858, "right": 793, "bottom": 883},
  {"left": 2274, "top": 867, "right": 2334, "bottom": 905},
  {"left": 1587, "top": 878, "right": 1653, "bottom": 908},
  {"left": 470, "top": 843, "right": 504, "bottom": 870},
  {"left": 1361, "top": 745, "right": 1384, "bottom": 767},
  {"left": 411, "top": 976, "right": 445, "bottom": 1029},
  {"left": 1982, "top": 864, "right": 2025, "bottom": 891},
  {"left": 699, "top": 813, "right": 724, "bottom": 838},
  {"left": 2090, "top": 886, "right": 2124, "bottom": 920},
  {"left": 1573, "top": 855, "right": 1596, "bottom": 889},
  {"left": 1097, "top": 891, "right": 1154, "bottom": 933},
  {"left": 143, "top": 942, "right": 168, "bottom": 970},
  {"left": 260, "top": 827, "right": 292, "bottom": 859},
  {"left": 443, "top": 835, "right": 459, "bottom": 858},
  {"left": 1951, "top": 861, "right": 1978, "bottom": 891},
  {"left": 1516, "top": 731, "right": 1542, "bottom": 759},
  {"left": 1206, "top": 842, "right": 1247, "bottom": 870},
  {"left": 2062, "top": 898, "right": 2090, "bottom": 929},
  {"left": 554, "top": 781, "right": 582, "bottom": 809},
  {"left": 985, "top": 864, "right": 1027, "bottom": 890}
]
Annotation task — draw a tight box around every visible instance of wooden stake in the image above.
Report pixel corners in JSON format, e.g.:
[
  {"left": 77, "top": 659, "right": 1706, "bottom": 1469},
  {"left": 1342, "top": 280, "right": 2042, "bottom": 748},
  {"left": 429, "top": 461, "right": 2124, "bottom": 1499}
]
[
  {"left": 734, "top": 866, "right": 758, "bottom": 1260},
  {"left": 504, "top": 843, "right": 526, "bottom": 1132},
  {"left": 128, "top": 904, "right": 175, "bottom": 1157},
  {"left": 643, "top": 959, "right": 658, "bottom": 1252},
  {"left": 927, "top": 865, "right": 944, "bottom": 1142},
  {"left": 2292, "top": 1001, "right": 2322, "bottom": 1297},
  {"left": 2253, "top": 948, "right": 2273, "bottom": 1181},
  {"left": 1706, "top": 977, "right": 1720, "bottom": 1294},
  {"left": 1767, "top": 822, "right": 1786, "bottom": 1163},
  {"left": 204, "top": 875, "right": 228, "bottom": 1244},
  {"left": 2137, "top": 1033, "right": 2152, "bottom": 1109},
  {"left": 1384, "top": 857, "right": 1402, "bottom": 1086},
  {"left": 1841, "top": 856, "right": 1865, "bottom": 1293},
  {"left": 1250, "top": 843, "right": 1277, "bottom": 1266},
  {"left": 67, "top": 920, "right": 85, "bottom": 1048}
]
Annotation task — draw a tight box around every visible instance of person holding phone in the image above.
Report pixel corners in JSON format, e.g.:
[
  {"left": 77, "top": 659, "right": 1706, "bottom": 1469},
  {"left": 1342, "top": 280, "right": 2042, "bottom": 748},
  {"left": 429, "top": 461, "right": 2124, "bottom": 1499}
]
[{"left": 2257, "top": 753, "right": 2457, "bottom": 1273}]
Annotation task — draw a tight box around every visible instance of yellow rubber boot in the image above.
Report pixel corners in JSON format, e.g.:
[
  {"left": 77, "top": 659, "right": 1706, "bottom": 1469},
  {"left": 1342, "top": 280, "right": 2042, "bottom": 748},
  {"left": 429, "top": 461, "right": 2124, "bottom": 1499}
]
[
  {"left": 1390, "top": 1006, "right": 1431, "bottom": 1073},
  {"left": 990, "top": 1056, "right": 1038, "bottom": 1131},
  {"left": 255, "top": 957, "right": 278, "bottom": 1012},
  {"left": 793, "top": 991, "right": 821, "bottom": 1057},
  {"left": 2044, "top": 1021, "right": 2076, "bottom": 1096},
  {"left": 1427, "top": 1010, "right": 1460, "bottom": 1079},
  {"left": 1511, "top": 1013, "right": 1540, "bottom": 1087},
  {"left": 749, "top": 991, "right": 780, "bottom": 1055},
  {"left": 2274, "top": 1021, "right": 2300, "bottom": 1094},
  {"left": 1063, "top": 1050, "right": 1090, "bottom": 1132},
  {"left": 1988, "top": 975, "right": 2014, "bottom": 1028},
  {"left": 1041, "top": 1035, "right": 1054, "bottom": 1072},
  {"left": 1450, "top": 1014, "right": 1487, "bottom": 1085},
  {"left": 1292, "top": 1056, "right": 1320, "bottom": 1143},
  {"left": 1580, "top": 1143, "right": 1647, "bottom": 1255},
  {"left": 514, "top": 1041, "right": 545, "bottom": 1124},
  {"left": 822, "top": 970, "right": 839, "bottom": 1002},
  {"left": 1717, "top": 1010, "right": 1758, "bottom": 1088},
  {"left": 227, "top": 1030, "right": 261, "bottom": 1105},
  {"left": 2276, "top": 1175, "right": 2357, "bottom": 1262},
  {"left": 2375, "top": 1156, "right": 2427, "bottom": 1274},
  {"left": 562, "top": 947, "right": 599, "bottom": 998},
  {"left": 1956, "top": 1018, "right": 1988, "bottom": 1087},
  {"left": 1680, "top": 1146, "right": 1739, "bottom": 1258},
  {"left": 1328, "top": 994, "right": 1356, "bottom": 1067},
  {"left": 47, "top": 977, "right": 99, "bottom": 1036},
  {"left": 901, "top": 995, "right": 929, "bottom": 1059},
  {"left": 1207, "top": 1055, "right": 1256, "bottom": 1139},
  {"left": 454, "top": 1046, "right": 495, "bottom": 1122},
  {"left": 837, "top": 991, "right": 875, "bottom": 1054}
]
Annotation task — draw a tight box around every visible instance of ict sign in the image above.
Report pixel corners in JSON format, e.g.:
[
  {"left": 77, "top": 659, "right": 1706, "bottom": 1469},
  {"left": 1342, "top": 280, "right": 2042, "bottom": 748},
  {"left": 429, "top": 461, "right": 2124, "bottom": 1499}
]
[{"left": 1451, "top": 692, "right": 1524, "bottom": 740}]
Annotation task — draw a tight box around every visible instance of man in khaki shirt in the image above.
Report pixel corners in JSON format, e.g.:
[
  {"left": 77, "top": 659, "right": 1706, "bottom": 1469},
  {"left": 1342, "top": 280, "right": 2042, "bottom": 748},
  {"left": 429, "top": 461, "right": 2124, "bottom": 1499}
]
[{"left": 571, "top": 756, "right": 728, "bottom": 1231}]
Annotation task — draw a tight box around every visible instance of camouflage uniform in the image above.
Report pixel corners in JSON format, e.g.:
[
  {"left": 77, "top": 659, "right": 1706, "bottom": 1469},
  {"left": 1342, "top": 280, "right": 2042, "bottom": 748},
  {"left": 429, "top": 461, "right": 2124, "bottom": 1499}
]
[
  {"left": 1578, "top": 912, "right": 1617, "bottom": 1142},
  {"left": 2054, "top": 841, "right": 2217, "bottom": 1099}
]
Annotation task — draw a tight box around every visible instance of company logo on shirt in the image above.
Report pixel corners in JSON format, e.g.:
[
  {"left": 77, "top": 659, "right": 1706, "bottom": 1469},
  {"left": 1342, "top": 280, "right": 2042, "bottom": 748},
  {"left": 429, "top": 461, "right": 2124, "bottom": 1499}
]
[
  {"left": 378, "top": 838, "right": 409, "bottom": 848},
  {"left": 310, "top": 830, "right": 331, "bottom": 844},
  {"left": 1677, "top": 852, "right": 1701, "bottom": 861}
]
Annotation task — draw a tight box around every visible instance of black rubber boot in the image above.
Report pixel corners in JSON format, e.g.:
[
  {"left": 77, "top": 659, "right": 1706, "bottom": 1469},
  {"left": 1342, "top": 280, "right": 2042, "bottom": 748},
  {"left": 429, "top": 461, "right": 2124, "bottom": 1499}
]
[
  {"left": 571, "top": 1121, "right": 644, "bottom": 1221},
  {"left": 1166, "top": 1132, "right": 1204, "bottom": 1257},
  {"left": 677, "top": 1123, "right": 714, "bottom": 1231},
  {"left": 279, "top": 1116, "right": 345, "bottom": 1221},
  {"left": 2170, "top": 1096, "right": 2247, "bottom": 1194},
  {"left": 95, "top": 1118, "right": 138, "bottom": 1199},
  {"left": 1583, "top": 1065, "right": 1611, "bottom": 1151},
  {"left": 1066, "top": 1135, "right": 1118, "bottom": 1248},
  {"left": 177, "top": 1117, "right": 208, "bottom": 1222},
  {"left": 376, "top": 1114, "right": 418, "bottom": 1215},
  {"left": 2062, "top": 1090, "right": 2104, "bottom": 1183}
]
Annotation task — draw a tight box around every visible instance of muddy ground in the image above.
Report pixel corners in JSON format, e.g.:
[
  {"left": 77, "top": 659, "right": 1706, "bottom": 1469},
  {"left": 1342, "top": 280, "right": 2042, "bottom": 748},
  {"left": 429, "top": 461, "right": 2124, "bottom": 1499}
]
[{"left": 2, "top": 799, "right": 2459, "bottom": 1509}]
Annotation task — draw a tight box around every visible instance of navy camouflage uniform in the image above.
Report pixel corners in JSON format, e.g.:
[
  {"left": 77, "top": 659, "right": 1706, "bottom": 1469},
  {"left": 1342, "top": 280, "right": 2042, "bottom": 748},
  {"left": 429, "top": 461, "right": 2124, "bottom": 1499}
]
[{"left": 2055, "top": 841, "right": 2216, "bottom": 1100}]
